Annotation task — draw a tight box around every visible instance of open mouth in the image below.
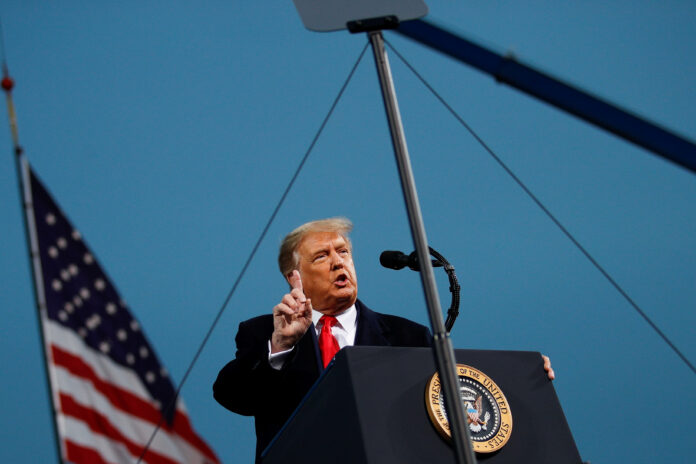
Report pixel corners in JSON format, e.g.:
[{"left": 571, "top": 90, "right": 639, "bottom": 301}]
[{"left": 334, "top": 274, "right": 348, "bottom": 287}]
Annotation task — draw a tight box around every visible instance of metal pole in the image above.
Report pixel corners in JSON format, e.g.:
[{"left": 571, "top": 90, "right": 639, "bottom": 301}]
[
  {"left": 15, "top": 154, "right": 67, "bottom": 464},
  {"left": 4, "top": 73, "right": 65, "bottom": 463},
  {"left": 396, "top": 19, "right": 696, "bottom": 174},
  {"left": 368, "top": 30, "right": 477, "bottom": 464}
]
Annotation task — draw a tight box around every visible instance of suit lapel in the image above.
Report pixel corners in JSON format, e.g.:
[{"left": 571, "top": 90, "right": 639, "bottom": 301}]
[
  {"left": 295, "top": 322, "right": 323, "bottom": 373},
  {"left": 354, "top": 300, "right": 391, "bottom": 347}
]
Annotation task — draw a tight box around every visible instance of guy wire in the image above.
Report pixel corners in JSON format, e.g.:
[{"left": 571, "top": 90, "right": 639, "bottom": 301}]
[
  {"left": 383, "top": 37, "right": 695, "bottom": 376},
  {"left": 137, "top": 42, "right": 370, "bottom": 462}
]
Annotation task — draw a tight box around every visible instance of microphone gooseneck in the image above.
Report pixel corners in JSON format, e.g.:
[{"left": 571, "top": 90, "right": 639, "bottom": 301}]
[{"left": 379, "top": 247, "right": 460, "bottom": 332}]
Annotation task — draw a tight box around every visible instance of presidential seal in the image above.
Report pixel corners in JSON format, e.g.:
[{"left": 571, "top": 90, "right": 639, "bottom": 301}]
[{"left": 425, "top": 364, "right": 513, "bottom": 453}]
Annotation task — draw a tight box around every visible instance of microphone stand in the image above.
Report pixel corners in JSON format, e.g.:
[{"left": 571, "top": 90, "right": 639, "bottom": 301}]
[{"left": 366, "top": 29, "right": 477, "bottom": 464}]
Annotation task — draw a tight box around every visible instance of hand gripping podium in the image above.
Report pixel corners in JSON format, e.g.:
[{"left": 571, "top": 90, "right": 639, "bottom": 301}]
[{"left": 262, "top": 346, "right": 582, "bottom": 463}]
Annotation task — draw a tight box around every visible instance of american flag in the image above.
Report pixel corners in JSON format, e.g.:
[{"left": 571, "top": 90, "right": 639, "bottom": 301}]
[{"left": 23, "top": 162, "right": 220, "bottom": 464}]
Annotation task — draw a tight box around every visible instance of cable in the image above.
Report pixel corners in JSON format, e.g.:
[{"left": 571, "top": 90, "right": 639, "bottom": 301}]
[
  {"left": 137, "top": 42, "right": 370, "bottom": 463},
  {"left": 383, "top": 38, "right": 695, "bottom": 376}
]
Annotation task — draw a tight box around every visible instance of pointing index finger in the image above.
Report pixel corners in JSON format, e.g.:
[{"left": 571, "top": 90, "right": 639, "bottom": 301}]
[{"left": 290, "top": 270, "right": 303, "bottom": 292}]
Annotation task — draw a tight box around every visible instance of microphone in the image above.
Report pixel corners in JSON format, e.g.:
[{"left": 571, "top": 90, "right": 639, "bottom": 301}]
[{"left": 379, "top": 250, "right": 444, "bottom": 271}]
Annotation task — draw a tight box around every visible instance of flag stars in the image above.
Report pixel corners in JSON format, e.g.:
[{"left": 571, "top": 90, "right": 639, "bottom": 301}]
[
  {"left": 64, "top": 302, "right": 74, "bottom": 313},
  {"left": 94, "top": 278, "right": 106, "bottom": 291},
  {"left": 72, "top": 229, "right": 81, "bottom": 241},
  {"left": 126, "top": 353, "right": 136, "bottom": 365},
  {"left": 73, "top": 296, "right": 83, "bottom": 307},
  {"left": 116, "top": 329, "right": 127, "bottom": 341},
  {"left": 68, "top": 264, "right": 79, "bottom": 276},
  {"left": 57, "top": 237, "right": 68, "bottom": 249},
  {"left": 145, "top": 371, "right": 156, "bottom": 384},
  {"left": 83, "top": 253, "right": 94, "bottom": 265},
  {"left": 86, "top": 314, "right": 101, "bottom": 330},
  {"left": 58, "top": 311, "right": 68, "bottom": 321},
  {"left": 48, "top": 246, "right": 59, "bottom": 258},
  {"left": 78, "top": 327, "right": 87, "bottom": 338},
  {"left": 130, "top": 320, "right": 140, "bottom": 332},
  {"left": 139, "top": 346, "right": 149, "bottom": 358},
  {"left": 105, "top": 302, "right": 117, "bottom": 315},
  {"left": 52, "top": 279, "right": 63, "bottom": 291},
  {"left": 79, "top": 287, "right": 91, "bottom": 300},
  {"left": 45, "top": 213, "right": 56, "bottom": 225},
  {"left": 60, "top": 269, "right": 71, "bottom": 281}
]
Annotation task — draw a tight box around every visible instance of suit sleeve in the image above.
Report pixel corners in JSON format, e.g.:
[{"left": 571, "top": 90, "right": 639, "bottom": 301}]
[
  {"left": 213, "top": 319, "right": 282, "bottom": 416},
  {"left": 213, "top": 317, "right": 319, "bottom": 419}
]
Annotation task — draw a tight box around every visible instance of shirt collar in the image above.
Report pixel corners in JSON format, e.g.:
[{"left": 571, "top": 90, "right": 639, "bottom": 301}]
[{"left": 312, "top": 304, "right": 357, "bottom": 330}]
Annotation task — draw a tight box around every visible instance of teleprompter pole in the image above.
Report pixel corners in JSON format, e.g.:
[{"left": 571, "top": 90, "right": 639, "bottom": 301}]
[{"left": 367, "top": 30, "right": 477, "bottom": 464}]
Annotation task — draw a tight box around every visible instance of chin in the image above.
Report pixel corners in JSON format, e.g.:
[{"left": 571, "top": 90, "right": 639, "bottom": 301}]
[
  {"left": 341, "top": 294, "right": 358, "bottom": 308},
  {"left": 330, "top": 293, "right": 357, "bottom": 311}
]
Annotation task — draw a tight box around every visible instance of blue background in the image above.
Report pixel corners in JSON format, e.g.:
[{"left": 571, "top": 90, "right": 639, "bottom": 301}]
[{"left": 1, "top": 1, "right": 694, "bottom": 462}]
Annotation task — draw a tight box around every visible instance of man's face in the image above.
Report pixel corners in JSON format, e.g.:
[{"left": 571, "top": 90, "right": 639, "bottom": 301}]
[{"left": 291, "top": 231, "right": 358, "bottom": 315}]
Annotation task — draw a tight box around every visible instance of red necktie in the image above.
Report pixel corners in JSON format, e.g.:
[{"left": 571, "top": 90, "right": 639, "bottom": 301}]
[{"left": 318, "top": 315, "right": 340, "bottom": 368}]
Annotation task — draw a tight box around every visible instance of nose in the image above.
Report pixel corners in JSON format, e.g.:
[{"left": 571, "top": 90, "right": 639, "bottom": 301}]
[{"left": 330, "top": 250, "right": 344, "bottom": 269}]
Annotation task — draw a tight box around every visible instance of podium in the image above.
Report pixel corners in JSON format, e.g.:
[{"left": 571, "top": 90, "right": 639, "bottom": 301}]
[{"left": 262, "top": 346, "right": 581, "bottom": 463}]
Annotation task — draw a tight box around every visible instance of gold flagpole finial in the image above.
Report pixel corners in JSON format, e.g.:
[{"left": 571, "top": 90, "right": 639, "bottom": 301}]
[{"left": 1, "top": 19, "right": 22, "bottom": 156}]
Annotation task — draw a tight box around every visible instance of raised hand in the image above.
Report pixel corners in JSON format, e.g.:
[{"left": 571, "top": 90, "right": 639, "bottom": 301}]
[{"left": 270, "top": 270, "right": 314, "bottom": 353}]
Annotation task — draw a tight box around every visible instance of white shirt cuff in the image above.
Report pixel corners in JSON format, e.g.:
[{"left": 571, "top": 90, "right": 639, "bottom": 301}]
[{"left": 268, "top": 340, "right": 294, "bottom": 370}]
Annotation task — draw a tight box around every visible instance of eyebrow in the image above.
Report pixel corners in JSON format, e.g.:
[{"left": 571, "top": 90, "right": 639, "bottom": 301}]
[{"left": 309, "top": 240, "right": 349, "bottom": 257}]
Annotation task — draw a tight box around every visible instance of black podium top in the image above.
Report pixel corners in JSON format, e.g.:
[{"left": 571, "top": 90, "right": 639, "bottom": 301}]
[{"left": 263, "top": 346, "right": 582, "bottom": 464}]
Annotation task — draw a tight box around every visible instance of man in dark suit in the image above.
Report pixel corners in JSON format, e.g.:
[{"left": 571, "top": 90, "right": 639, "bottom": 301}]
[
  {"left": 213, "top": 217, "right": 554, "bottom": 461},
  {"left": 213, "top": 217, "right": 432, "bottom": 460}
]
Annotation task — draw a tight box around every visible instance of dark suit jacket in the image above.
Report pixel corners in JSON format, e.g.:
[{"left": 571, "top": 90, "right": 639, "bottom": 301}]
[{"left": 213, "top": 299, "right": 432, "bottom": 461}]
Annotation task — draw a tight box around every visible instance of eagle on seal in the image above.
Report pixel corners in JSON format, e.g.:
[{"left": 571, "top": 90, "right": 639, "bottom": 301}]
[{"left": 465, "top": 395, "right": 490, "bottom": 433}]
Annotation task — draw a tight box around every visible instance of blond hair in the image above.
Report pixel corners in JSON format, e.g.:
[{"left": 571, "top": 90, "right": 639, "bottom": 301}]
[{"left": 278, "top": 217, "right": 353, "bottom": 277}]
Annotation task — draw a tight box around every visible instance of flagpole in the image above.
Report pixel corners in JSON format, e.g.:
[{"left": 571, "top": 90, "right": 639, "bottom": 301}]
[{"left": 3, "top": 62, "right": 66, "bottom": 464}]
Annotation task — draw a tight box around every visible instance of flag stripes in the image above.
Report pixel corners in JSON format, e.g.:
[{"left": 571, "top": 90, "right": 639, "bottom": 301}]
[
  {"left": 49, "top": 323, "right": 217, "bottom": 463},
  {"left": 59, "top": 394, "right": 178, "bottom": 464},
  {"left": 53, "top": 366, "right": 207, "bottom": 463},
  {"left": 65, "top": 438, "right": 121, "bottom": 464}
]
